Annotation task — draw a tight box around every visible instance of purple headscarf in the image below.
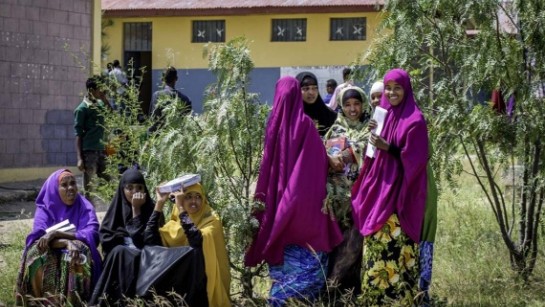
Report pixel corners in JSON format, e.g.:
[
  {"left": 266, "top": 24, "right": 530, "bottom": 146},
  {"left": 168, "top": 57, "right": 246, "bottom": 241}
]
[
  {"left": 24, "top": 169, "right": 102, "bottom": 284},
  {"left": 351, "top": 69, "right": 428, "bottom": 242},
  {"left": 245, "top": 76, "right": 343, "bottom": 266}
]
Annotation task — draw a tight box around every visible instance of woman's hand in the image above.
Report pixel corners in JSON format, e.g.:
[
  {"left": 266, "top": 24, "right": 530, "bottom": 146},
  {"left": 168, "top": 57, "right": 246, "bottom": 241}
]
[
  {"left": 154, "top": 187, "right": 169, "bottom": 211},
  {"left": 328, "top": 155, "right": 345, "bottom": 172},
  {"left": 369, "top": 133, "right": 390, "bottom": 151},
  {"left": 66, "top": 240, "right": 81, "bottom": 266},
  {"left": 37, "top": 232, "right": 56, "bottom": 253},
  {"left": 171, "top": 190, "right": 185, "bottom": 214},
  {"left": 368, "top": 119, "right": 378, "bottom": 132}
]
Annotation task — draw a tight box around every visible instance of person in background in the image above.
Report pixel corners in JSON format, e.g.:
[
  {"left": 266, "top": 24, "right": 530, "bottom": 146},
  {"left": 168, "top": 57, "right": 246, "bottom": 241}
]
[
  {"left": 324, "top": 79, "right": 338, "bottom": 105},
  {"left": 369, "top": 80, "right": 384, "bottom": 110},
  {"left": 148, "top": 66, "right": 192, "bottom": 133},
  {"left": 146, "top": 182, "right": 230, "bottom": 307},
  {"left": 328, "top": 67, "right": 353, "bottom": 112},
  {"left": 15, "top": 169, "right": 101, "bottom": 306},
  {"left": 108, "top": 59, "right": 128, "bottom": 109},
  {"left": 351, "top": 68, "right": 428, "bottom": 306},
  {"left": 89, "top": 168, "right": 154, "bottom": 306},
  {"left": 323, "top": 85, "right": 371, "bottom": 296},
  {"left": 295, "top": 71, "right": 338, "bottom": 136},
  {"left": 245, "top": 76, "right": 343, "bottom": 306},
  {"left": 74, "top": 76, "right": 112, "bottom": 200}
]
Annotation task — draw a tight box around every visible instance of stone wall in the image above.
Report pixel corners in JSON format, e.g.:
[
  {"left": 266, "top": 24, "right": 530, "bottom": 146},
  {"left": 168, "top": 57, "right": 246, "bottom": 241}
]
[{"left": 0, "top": 0, "right": 93, "bottom": 168}]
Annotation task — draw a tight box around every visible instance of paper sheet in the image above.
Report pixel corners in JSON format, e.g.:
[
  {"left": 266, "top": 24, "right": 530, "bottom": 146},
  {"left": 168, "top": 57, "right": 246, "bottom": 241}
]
[{"left": 365, "top": 106, "right": 388, "bottom": 158}]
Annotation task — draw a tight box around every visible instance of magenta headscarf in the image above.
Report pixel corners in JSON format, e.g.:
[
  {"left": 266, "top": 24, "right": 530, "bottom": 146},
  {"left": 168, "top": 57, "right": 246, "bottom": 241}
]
[
  {"left": 24, "top": 169, "right": 102, "bottom": 284},
  {"left": 245, "top": 76, "right": 343, "bottom": 266},
  {"left": 351, "top": 69, "right": 428, "bottom": 242}
]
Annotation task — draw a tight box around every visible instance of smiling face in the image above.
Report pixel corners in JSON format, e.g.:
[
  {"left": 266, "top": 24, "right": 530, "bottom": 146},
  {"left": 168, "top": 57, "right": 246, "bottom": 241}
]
[
  {"left": 58, "top": 175, "right": 78, "bottom": 205},
  {"left": 182, "top": 191, "right": 203, "bottom": 214},
  {"left": 342, "top": 98, "right": 363, "bottom": 121},
  {"left": 370, "top": 92, "right": 382, "bottom": 108},
  {"left": 384, "top": 81, "right": 405, "bottom": 106}
]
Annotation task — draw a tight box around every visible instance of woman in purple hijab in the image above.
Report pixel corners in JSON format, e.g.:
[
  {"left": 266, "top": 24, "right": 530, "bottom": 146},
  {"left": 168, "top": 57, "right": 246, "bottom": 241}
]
[
  {"left": 351, "top": 69, "right": 428, "bottom": 305},
  {"left": 15, "top": 169, "right": 101, "bottom": 306},
  {"left": 245, "top": 76, "right": 343, "bottom": 306}
]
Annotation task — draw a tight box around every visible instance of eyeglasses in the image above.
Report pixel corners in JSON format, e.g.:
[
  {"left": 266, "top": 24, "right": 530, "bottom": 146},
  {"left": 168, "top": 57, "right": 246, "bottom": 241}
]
[
  {"left": 301, "top": 85, "right": 319, "bottom": 92},
  {"left": 124, "top": 184, "right": 145, "bottom": 192}
]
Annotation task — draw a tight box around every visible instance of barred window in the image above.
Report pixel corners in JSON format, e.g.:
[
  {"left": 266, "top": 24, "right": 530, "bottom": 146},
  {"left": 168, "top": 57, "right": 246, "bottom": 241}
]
[
  {"left": 271, "top": 19, "right": 306, "bottom": 42},
  {"left": 124, "top": 22, "right": 152, "bottom": 51},
  {"left": 330, "top": 18, "right": 366, "bottom": 41},
  {"left": 192, "top": 20, "right": 225, "bottom": 43}
]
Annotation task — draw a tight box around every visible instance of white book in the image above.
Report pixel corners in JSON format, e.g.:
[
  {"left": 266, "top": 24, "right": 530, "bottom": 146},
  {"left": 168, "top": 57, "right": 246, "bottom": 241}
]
[
  {"left": 57, "top": 224, "right": 76, "bottom": 233},
  {"left": 158, "top": 174, "right": 201, "bottom": 193},
  {"left": 366, "top": 106, "right": 388, "bottom": 158},
  {"left": 45, "top": 219, "right": 70, "bottom": 233}
]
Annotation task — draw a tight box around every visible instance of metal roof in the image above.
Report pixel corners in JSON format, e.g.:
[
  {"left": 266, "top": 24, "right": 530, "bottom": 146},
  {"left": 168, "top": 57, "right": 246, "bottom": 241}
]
[{"left": 102, "top": 0, "right": 385, "bottom": 17}]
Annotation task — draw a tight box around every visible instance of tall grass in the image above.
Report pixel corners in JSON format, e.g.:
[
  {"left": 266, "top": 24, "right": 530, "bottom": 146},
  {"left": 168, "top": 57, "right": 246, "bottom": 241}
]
[
  {"left": 1, "top": 169, "right": 544, "bottom": 306},
  {"left": 432, "top": 170, "right": 545, "bottom": 306}
]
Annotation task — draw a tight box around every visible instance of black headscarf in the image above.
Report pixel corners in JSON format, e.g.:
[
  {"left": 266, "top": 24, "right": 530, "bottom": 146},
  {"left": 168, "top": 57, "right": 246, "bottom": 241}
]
[
  {"left": 295, "top": 71, "right": 338, "bottom": 136},
  {"left": 99, "top": 168, "right": 154, "bottom": 255}
]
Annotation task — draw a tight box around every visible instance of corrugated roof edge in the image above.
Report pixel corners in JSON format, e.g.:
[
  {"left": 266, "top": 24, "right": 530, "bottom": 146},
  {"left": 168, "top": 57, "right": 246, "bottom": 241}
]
[{"left": 102, "top": 5, "right": 384, "bottom": 18}]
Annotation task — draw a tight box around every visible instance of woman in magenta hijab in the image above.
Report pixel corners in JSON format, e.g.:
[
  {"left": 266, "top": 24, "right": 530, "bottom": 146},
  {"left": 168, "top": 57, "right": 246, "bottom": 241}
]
[
  {"left": 15, "top": 169, "right": 101, "bottom": 306},
  {"left": 245, "top": 76, "right": 343, "bottom": 306},
  {"left": 351, "top": 69, "right": 428, "bottom": 305}
]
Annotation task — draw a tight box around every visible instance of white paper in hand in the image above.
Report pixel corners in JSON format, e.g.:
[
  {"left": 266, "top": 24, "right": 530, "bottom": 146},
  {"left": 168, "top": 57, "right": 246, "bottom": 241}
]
[
  {"left": 366, "top": 106, "right": 388, "bottom": 158},
  {"left": 158, "top": 174, "right": 201, "bottom": 193}
]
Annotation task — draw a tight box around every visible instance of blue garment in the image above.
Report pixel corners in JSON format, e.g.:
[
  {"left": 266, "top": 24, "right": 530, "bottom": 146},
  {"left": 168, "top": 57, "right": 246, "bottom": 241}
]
[
  {"left": 324, "top": 93, "right": 333, "bottom": 105},
  {"left": 269, "top": 245, "right": 328, "bottom": 307},
  {"left": 419, "top": 241, "right": 434, "bottom": 305}
]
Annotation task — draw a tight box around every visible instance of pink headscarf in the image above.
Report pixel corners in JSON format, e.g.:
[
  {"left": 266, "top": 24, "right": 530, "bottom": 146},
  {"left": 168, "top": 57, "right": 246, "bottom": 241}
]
[
  {"left": 351, "top": 69, "right": 428, "bottom": 242},
  {"left": 245, "top": 76, "right": 343, "bottom": 266}
]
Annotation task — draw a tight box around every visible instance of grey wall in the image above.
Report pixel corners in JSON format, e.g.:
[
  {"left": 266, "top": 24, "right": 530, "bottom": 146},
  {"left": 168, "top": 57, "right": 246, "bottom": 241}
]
[
  {"left": 0, "top": 0, "right": 93, "bottom": 167},
  {"left": 151, "top": 67, "right": 281, "bottom": 113}
]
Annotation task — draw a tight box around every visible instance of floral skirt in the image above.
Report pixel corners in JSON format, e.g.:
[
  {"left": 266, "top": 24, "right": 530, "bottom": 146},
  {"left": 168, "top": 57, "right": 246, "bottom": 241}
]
[
  {"left": 16, "top": 240, "right": 93, "bottom": 306},
  {"left": 269, "top": 245, "right": 328, "bottom": 307},
  {"left": 360, "top": 214, "right": 420, "bottom": 306}
]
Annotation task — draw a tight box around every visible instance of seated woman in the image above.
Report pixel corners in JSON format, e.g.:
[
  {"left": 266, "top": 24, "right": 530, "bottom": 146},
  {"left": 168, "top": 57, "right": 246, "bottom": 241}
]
[
  {"left": 146, "top": 182, "right": 231, "bottom": 307},
  {"left": 324, "top": 86, "right": 371, "bottom": 295},
  {"left": 15, "top": 169, "right": 101, "bottom": 306},
  {"left": 89, "top": 168, "right": 154, "bottom": 305}
]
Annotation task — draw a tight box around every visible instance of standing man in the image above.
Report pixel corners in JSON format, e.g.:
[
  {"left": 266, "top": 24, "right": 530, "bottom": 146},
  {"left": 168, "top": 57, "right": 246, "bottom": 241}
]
[
  {"left": 108, "top": 59, "right": 128, "bottom": 109},
  {"left": 148, "top": 66, "right": 192, "bottom": 133},
  {"left": 323, "top": 79, "right": 338, "bottom": 105},
  {"left": 328, "top": 67, "right": 353, "bottom": 112},
  {"left": 74, "top": 76, "right": 113, "bottom": 199}
]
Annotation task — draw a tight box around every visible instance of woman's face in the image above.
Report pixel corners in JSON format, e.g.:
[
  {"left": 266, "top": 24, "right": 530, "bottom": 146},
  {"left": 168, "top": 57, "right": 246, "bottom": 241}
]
[
  {"left": 384, "top": 81, "right": 405, "bottom": 106},
  {"left": 182, "top": 191, "right": 203, "bottom": 214},
  {"left": 301, "top": 78, "right": 319, "bottom": 104},
  {"left": 342, "top": 98, "right": 363, "bottom": 121},
  {"left": 123, "top": 183, "right": 145, "bottom": 205},
  {"left": 370, "top": 92, "right": 382, "bottom": 108},
  {"left": 59, "top": 175, "right": 78, "bottom": 205}
]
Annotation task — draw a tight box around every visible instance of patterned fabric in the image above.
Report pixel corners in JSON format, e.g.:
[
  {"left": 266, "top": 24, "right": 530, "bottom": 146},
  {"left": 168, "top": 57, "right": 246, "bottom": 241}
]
[
  {"left": 16, "top": 241, "right": 93, "bottom": 306},
  {"left": 324, "top": 115, "right": 369, "bottom": 226},
  {"left": 419, "top": 241, "right": 434, "bottom": 305},
  {"left": 269, "top": 245, "right": 328, "bottom": 307},
  {"left": 360, "top": 214, "right": 420, "bottom": 306}
]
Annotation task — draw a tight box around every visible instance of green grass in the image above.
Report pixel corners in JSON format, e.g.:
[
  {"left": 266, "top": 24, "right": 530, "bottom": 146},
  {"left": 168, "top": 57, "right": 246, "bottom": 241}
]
[{"left": 1, "top": 170, "right": 544, "bottom": 306}]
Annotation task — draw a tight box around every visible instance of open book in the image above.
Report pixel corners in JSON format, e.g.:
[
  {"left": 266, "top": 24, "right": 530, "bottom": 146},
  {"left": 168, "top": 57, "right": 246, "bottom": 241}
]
[
  {"left": 46, "top": 219, "right": 76, "bottom": 233},
  {"left": 157, "top": 174, "right": 201, "bottom": 193}
]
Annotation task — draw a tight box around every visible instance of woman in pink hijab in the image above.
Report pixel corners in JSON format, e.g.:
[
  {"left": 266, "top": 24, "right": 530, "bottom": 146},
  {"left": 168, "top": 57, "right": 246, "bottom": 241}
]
[
  {"left": 245, "top": 76, "right": 343, "bottom": 306},
  {"left": 351, "top": 68, "right": 428, "bottom": 305}
]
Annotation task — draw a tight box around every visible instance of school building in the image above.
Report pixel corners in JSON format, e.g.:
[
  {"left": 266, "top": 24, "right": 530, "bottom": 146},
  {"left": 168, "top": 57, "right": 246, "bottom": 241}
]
[{"left": 101, "top": 0, "right": 386, "bottom": 113}]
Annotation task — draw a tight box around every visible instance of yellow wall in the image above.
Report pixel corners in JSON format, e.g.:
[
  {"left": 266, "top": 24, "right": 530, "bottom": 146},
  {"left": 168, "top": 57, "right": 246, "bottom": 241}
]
[
  {"left": 91, "top": 0, "right": 102, "bottom": 74},
  {"left": 102, "top": 12, "right": 385, "bottom": 70}
]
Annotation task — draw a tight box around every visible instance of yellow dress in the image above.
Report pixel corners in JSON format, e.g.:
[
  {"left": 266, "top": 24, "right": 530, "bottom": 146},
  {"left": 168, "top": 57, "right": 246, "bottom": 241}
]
[{"left": 159, "top": 184, "right": 231, "bottom": 307}]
